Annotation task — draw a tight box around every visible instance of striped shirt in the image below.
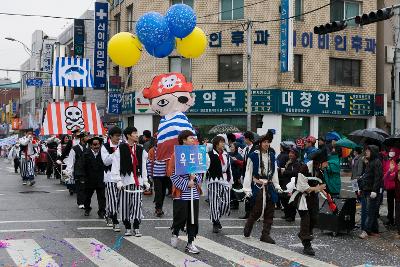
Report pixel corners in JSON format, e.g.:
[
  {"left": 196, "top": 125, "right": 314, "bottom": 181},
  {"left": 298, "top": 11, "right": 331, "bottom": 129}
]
[
  {"left": 170, "top": 173, "right": 202, "bottom": 200},
  {"left": 146, "top": 159, "right": 167, "bottom": 177}
]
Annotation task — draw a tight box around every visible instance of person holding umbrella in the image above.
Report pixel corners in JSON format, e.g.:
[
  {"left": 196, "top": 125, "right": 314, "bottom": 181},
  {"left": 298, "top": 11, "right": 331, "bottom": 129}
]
[{"left": 169, "top": 130, "right": 202, "bottom": 254}]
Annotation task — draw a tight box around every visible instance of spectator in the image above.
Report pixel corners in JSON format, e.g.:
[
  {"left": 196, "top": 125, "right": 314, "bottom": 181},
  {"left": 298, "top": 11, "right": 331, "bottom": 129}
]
[
  {"left": 303, "top": 136, "right": 317, "bottom": 164},
  {"left": 395, "top": 159, "right": 400, "bottom": 239},
  {"left": 359, "top": 145, "right": 383, "bottom": 239},
  {"left": 229, "top": 142, "right": 244, "bottom": 210},
  {"left": 323, "top": 150, "right": 341, "bottom": 196},
  {"left": 142, "top": 130, "right": 155, "bottom": 152},
  {"left": 383, "top": 148, "right": 400, "bottom": 226}
]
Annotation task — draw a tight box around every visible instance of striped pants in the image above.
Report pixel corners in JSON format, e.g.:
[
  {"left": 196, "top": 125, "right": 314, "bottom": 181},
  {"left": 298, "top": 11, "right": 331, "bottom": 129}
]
[
  {"left": 20, "top": 158, "right": 35, "bottom": 180},
  {"left": 208, "top": 182, "right": 230, "bottom": 223},
  {"left": 105, "top": 182, "right": 120, "bottom": 223},
  {"left": 120, "top": 184, "right": 143, "bottom": 229}
]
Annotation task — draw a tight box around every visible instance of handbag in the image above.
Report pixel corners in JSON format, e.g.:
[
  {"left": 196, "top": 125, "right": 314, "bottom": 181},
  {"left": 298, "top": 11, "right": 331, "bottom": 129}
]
[{"left": 357, "top": 173, "right": 368, "bottom": 191}]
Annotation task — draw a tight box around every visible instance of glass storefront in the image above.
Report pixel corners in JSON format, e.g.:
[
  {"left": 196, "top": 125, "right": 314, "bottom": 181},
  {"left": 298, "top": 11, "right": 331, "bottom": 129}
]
[
  {"left": 188, "top": 115, "right": 247, "bottom": 138},
  {"left": 281, "top": 115, "right": 310, "bottom": 141},
  {"left": 319, "top": 117, "right": 367, "bottom": 137}
]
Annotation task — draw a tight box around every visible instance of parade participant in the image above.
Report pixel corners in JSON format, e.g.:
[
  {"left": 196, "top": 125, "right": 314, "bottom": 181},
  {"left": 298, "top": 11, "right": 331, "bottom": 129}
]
[
  {"left": 64, "top": 131, "right": 89, "bottom": 209},
  {"left": 46, "top": 136, "right": 61, "bottom": 179},
  {"left": 229, "top": 142, "right": 244, "bottom": 210},
  {"left": 240, "top": 131, "right": 257, "bottom": 219},
  {"left": 243, "top": 130, "right": 283, "bottom": 244},
  {"left": 8, "top": 143, "right": 20, "bottom": 173},
  {"left": 83, "top": 136, "right": 106, "bottom": 218},
  {"left": 288, "top": 164, "right": 326, "bottom": 256},
  {"left": 101, "top": 126, "right": 122, "bottom": 231},
  {"left": 280, "top": 147, "right": 301, "bottom": 222},
  {"left": 206, "top": 135, "right": 233, "bottom": 233},
  {"left": 170, "top": 130, "right": 202, "bottom": 254},
  {"left": 19, "top": 128, "right": 37, "bottom": 186},
  {"left": 111, "top": 126, "right": 150, "bottom": 237}
]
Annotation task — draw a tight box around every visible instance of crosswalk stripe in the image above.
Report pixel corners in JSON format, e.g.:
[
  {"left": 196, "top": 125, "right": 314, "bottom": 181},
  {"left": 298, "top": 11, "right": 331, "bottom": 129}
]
[
  {"left": 0, "top": 228, "right": 45, "bottom": 233},
  {"left": 65, "top": 238, "right": 137, "bottom": 267},
  {"left": 228, "top": 235, "right": 338, "bottom": 267},
  {"left": 125, "top": 236, "right": 211, "bottom": 267},
  {"left": 4, "top": 239, "right": 59, "bottom": 267},
  {"left": 179, "top": 235, "right": 276, "bottom": 267}
]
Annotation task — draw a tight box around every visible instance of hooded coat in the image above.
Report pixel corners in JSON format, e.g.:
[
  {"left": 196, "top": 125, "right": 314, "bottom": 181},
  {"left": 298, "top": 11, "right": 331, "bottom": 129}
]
[{"left": 360, "top": 145, "right": 383, "bottom": 193}]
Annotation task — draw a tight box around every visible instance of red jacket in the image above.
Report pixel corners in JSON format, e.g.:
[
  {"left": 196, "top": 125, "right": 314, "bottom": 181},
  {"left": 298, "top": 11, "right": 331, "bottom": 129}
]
[{"left": 384, "top": 168, "right": 397, "bottom": 190}]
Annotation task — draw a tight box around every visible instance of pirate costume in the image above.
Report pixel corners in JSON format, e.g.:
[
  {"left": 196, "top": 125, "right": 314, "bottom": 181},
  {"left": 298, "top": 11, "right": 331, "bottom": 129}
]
[
  {"left": 111, "top": 142, "right": 149, "bottom": 237},
  {"left": 19, "top": 133, "right": 37, "bottom": 186},
  {"left": 82, "top": 136, "right": 106, "bottom": 218},
  {"left": 206, "top": 149, "right": 233, "bottom": 233},
  {"left": 243, "top": 131, "right": 283, "bottom": 244},
  {"left": 101, "top": 138, "right": 121, "bottom": 231}
]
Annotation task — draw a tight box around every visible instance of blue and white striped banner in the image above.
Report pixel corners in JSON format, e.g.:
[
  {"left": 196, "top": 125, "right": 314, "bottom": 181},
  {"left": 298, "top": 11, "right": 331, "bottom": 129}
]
[{"left": 51, "top": 57, "right": 94, "bottom": 88}]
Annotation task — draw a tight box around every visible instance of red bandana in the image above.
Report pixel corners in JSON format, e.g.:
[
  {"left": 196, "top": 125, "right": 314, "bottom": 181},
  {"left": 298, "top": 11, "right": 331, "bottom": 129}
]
[{"left": 128, "top": 144, "right": 139, "bottom": 186}]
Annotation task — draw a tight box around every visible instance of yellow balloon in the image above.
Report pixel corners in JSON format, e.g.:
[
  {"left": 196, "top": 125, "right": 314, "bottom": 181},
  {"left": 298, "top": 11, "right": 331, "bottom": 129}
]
[
  {"left": 108, "top": 32, "right": 143, "bottom": 67},
  {"left": 176, "top": 27, "right": 207, "bottom": 59}
]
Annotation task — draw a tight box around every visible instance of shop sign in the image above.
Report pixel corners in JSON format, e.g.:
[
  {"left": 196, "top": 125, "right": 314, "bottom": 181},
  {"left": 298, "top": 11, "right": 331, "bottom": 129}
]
[
  {"left": 188, "top": 90, "right": 245, "bottom": 113},
  {"left": 93, "top": 1, "right": 108, "bottom": 89},
  {"left": 121, "top": 92, "right": 135, "bottom": 115},
  {"left": 108, "top": 91, "right": 122, "bottom": 115},
  {"left": 374, "top": 94, "right": 385, "bottom": 116},
  {"left": 135, "top": 91, "right": 153, "bottom": 114}
]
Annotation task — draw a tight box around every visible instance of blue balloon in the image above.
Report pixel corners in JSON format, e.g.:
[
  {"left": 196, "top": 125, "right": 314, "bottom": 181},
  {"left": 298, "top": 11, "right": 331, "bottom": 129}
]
[
  {"left": 165, "top": 4, "right": 197, "bottom": 38},
  {"left": 145, "top": 36, "right": 175, "bottom": 58},
  {"left": 136, "top": 12, "right": 170, "bottom": 47}
]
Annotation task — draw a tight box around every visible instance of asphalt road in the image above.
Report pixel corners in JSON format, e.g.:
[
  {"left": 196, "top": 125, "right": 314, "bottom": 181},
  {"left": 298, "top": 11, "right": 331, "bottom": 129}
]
[{"left": 0, "top": 159, "right": 399, "bottom": 267}]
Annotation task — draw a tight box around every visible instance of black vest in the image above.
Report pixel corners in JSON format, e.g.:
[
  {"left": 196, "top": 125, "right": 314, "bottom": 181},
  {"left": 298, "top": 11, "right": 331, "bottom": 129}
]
[
  {"left": 72, "top": 144, "right": 86, "bottom": 177},
  {"left": 207, "top": 151, "right": 232, "bottom": 181},
  {"left": 103, "top": 142, "right": 116, "bottom": 173},
  {"left": 83, "top": 150, "right": 105, "bottom": 188},
  {"left": 119, "top": 143, "right": 144, "bottom": 177}
]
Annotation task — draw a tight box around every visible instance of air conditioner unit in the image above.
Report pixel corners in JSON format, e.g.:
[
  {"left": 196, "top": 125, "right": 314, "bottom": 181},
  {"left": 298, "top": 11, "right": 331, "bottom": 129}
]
[{"left": 385, "top": 45, "right": 395, "bottom": 63}]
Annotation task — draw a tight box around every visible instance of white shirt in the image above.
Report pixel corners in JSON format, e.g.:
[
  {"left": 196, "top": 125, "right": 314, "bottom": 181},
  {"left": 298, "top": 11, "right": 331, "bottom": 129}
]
[
  {"left": 18, "top": 136, "right": 36, "bottom": 159},
  {"left": 206, "top": 149, "right": 233, "bottom": 188},
  {"left": 110, "top": 144, "right": 149, "bottom": 186},
  {"left": 101, "top": 141, "right": 119, "bottom": 183},
  {"left": 64, "top": 143, "right": 85, "bottom": 177}
]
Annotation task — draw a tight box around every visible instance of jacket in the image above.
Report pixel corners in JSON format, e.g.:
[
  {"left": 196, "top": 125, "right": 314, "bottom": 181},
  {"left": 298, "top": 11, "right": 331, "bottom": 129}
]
[
  {"left": 351, "top": 155, "right": 364, "bottom": 180},
  {"left": 384, "top": 169, "right": 397, "bottom": 191},
  {"left": 280, "top": 159, "right": 301, "bottom": 190},
  {"left": 323, "top": 153, "right": 341, "bottom": 194},
  {"left": 83, "top": 149, "right": 105, "bottom": 188},
  {"left": 360, "top": 145, "right": 383, "bottom": 193}
]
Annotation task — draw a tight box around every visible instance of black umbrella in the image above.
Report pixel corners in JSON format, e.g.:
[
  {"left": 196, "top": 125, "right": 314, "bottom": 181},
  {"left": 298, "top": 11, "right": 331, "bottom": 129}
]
[
  {"left": 208, "top": 124, "right": 240, "bottom": 135},
  {"left": 348, "top": 129, "right": 385, "bottom": 144},
  {"left": 383, "top": 135, "right": 400, "bottom": 147},
  {"left": 366, "top": 128, "right": 389, "bottom": 138}
]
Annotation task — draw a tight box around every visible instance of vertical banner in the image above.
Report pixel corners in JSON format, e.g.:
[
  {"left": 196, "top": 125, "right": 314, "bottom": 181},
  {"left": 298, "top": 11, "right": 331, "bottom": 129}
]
[
  {"left": 74, "top": 19, "right": 85, "bottom": 95},
  {"left": 94, "top": 1, "right": 109, "bottom": 90},
  {"left": 280, "top": 0, "right": 293, "bottom": 72},
  {"left": 107, "top": 76, "right": 122, "bottom": 114}
]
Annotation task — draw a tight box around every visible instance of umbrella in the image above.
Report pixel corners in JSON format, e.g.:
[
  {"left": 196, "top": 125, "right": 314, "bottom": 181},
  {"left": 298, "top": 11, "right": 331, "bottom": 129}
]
[
  {"left": 383, "top": 135, "right": 400, "bottom": 147},
  {"left": 335, "top": 138, "right": 358, "bottom": 149},
  {"left": 208, "top": 124, "right": 240, "bottom": 135},
  {"left": 348, "top": 129, "right": 385, "bottom": 144},
  {"left": 366, "top": 128, "right": 389, "bottom": 138},
  {"left": 325, "top": 131, "right": 341, "bottom": 142}
]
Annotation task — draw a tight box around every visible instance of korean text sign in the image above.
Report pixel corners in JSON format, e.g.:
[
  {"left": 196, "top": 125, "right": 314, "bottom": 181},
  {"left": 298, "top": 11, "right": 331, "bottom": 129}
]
[
  {"left": 175, "top": 145, "right": 207, "bottom": 176},
  {"left": 94, "top": 2, "right": 108, "bottom": 89}
]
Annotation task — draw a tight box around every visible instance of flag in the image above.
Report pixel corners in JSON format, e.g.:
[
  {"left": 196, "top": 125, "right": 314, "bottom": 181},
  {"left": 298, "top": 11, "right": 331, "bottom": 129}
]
[
  {"left": 51, "top": 57, "right": 94, "bottom": 88},
  {"left": 41, "top": 102, "right": 105, "bottom": 135}
]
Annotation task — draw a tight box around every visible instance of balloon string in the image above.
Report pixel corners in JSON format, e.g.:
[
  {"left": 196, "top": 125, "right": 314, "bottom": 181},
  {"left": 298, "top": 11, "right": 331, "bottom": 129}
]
[{"left": 153, "top": 48, "right": 156, "bottom": 77}]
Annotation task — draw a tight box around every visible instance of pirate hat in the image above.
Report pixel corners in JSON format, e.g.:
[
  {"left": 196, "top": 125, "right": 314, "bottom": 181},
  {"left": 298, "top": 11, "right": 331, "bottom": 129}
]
[
  {"left": 71, "top": 127, "right": 81, "bottom": 134},
  {"left": 88, "top": 135, "right": 103, "bottom": 145},
  {"left": 142, "top": 73, "right": 193, "bottom": 100},
  {"left": 76, "top": 131, "right": 89, "bottom": 138}
]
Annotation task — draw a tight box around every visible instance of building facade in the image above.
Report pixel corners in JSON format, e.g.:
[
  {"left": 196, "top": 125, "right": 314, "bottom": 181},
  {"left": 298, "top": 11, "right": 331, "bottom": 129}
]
[{"left": 110, "top": 0, "right": 380, "bottom": 149}]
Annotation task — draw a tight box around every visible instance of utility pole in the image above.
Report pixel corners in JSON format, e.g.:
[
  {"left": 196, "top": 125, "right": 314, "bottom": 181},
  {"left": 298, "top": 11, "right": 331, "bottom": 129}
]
[
  {"left": 54, "top": 42, "right": 61, "bottom": 102},
  {"left": 246, "top": 20, "right": 253, "bottom": 131},
  {"left": 394, "top": 7, "right": 400, "bottom": 135}
]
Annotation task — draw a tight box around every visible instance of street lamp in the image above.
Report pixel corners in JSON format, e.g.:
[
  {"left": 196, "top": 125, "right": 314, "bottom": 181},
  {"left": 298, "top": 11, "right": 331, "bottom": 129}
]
[{"left": 5, "top": 37, "right": 32, "bottom": 56}]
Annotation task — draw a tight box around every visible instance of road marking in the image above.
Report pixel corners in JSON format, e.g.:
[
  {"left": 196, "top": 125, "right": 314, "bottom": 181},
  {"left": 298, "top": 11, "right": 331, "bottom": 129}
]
[
  {"left": 155, "top": 225, "right": 298, "bottom": 230},
  {"left": 0, "top": 194, "right": 4, "bottom": 196},
  {"left": 77, "top": 227, "right": 112, "bottom": 230},
  {"left": 0, "top": 228, "right": 45, "bottom": 233},
  {"left": 228, "top": 235, "right": 337, "bottom": 267},
  {"left": 0, "top": 219, "right": 106, "bottom": 224},
  {"left": 4, "top": 239, "right": 59, "bottom": 267},
  {"left": 55, "top": 189, "right": 68, "bottom": 192},
  {"left": 179, "top": 235, "right": 276, "bottom": 267},
  {"left": 65, "top": 238, "right": 137, "bottom": 267},
  {"left": 289, "top": 243, "right": 330, "bottom": 248},
  {"left": 125, "top": 236, "right": 210, "bottom": 267}
]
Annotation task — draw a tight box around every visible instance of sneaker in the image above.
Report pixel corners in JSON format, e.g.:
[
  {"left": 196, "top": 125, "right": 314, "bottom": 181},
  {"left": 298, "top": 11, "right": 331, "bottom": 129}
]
[
  {"left": 171, "top": 234, "right": 178, "bottom": 248},
  {"left": 155, "top": 209, "right": 164, "bottom": 217},
  {"left": 84, "top": 210, "right": 90, "bottom": 216},
  {"left": 124, "top": 229, "right": 133, "bottom": 236},
  {"left": 359, "top": 231, "right": 368, "bottom": 239},
  {"left": 260, "top": 235, "right": 276, "bottom": 244},
  {"left": 217, "top": 221, "right": 222, "bottom": 230},
  {"left": 185, "top": 243, "right": 200, "bottom": 254},
  {"left": 105, "top": 218, "right": 112, "bottom": 227},
  {"left": 113, "top": 224, "right": 121, "bottom": 232},
  {"left": 29, "top": 180, "right": 35, "bottom": 186},
  {"left": 212, "top": 224, "right": 220, "bottom": 233},
  {"left": 303, "top": 246, "right": 315, "bottom": 256},
  {"left": 134, "top": 229, "right": 142, "bottom": 237},
  {"left": 22, "top": 181, "right": 27, "bottom": 185},
  {"left": 78, "top": 205, "right": 85, "bottom": 209}
]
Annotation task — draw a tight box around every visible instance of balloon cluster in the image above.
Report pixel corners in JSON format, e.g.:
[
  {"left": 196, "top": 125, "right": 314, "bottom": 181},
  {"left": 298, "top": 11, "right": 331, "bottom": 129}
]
[{"left": 108, "top": 4, "right": 207, "bottom": 68}]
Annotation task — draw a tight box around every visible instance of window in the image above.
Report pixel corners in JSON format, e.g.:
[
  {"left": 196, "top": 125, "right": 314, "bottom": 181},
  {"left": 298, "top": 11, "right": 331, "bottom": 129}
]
[
  {"left": 294, "top": 54, "right": 303, "bottom": 83},
  {"left": 127, "top": 5, "right": 133, "bottom": 32},
  {"left": 218, "top": 55, "right": 243, "bottom": 82},
  {"left": 169, "top": 57, "right": 192, "bottom": 82},
  {"left": 281, "top": 116, "right": 310, "bottom": 142},
  {"left": 171, "top": 0, "right": 194, "bottom": 8},
  {"left": 329, "top": 58, "right": 360, "bottom": 86},
  {"left": 127, "top": 67, "right": 132, "bottom": 87},
  {"left": 330, "top": 0, "right": 361, "bottom": 26},
  {"left": 220, "top": 0, "right": 244, "bottom": 21},
  {"left": 294, "top": 0, "right": 304, "bottom": 21},
  {"left": 319, "top": 117, "right": 366, "bottom": 137},
  {"left": 113, "top": 66, "right": 119, "bottom": 76},
  {"left": 114, "top": 14, "right": 121, "bottom": 34}
]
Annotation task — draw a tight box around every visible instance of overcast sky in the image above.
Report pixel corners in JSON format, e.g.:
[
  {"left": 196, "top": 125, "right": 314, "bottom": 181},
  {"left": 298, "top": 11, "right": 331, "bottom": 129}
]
[{"left": 0, "top": 0, "right": 94, "bottom": 82}]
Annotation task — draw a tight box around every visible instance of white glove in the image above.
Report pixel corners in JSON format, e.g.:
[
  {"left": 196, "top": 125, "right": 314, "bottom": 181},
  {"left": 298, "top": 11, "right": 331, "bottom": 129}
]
[
  {"left": 56, "top": 160, "right": 62, "bottom": 165},
  {"left": 143, "top": 182, "right": 151, "bottom": 190},
  {"left": 244, "top": 191, "right": 252, "bottom": 198},
  {"left": 370, "top": 192, "right": 377, "bottom": 199},
  {"left": 117, "top": 181, "right": 124, "bottom": 190},
  {"left": 277, "top": 188, "right": 284, "bottom": 194}
]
